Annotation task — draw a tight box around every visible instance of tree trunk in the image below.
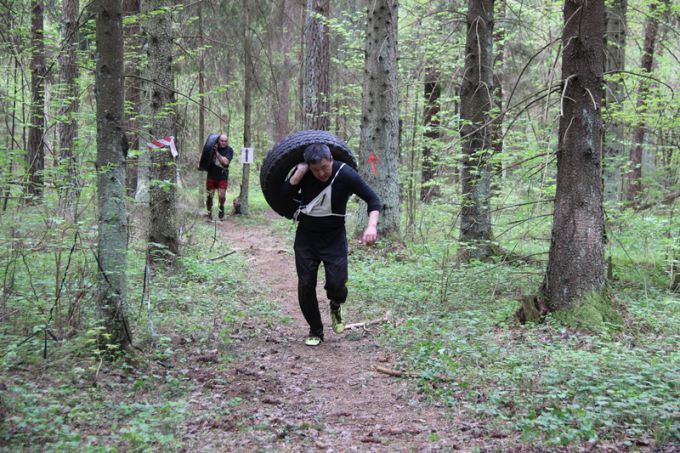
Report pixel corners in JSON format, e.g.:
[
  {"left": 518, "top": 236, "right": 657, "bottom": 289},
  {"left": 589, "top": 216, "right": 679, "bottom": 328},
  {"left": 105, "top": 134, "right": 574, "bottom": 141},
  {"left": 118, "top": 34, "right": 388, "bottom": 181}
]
[
  {"left": 145, "top": 0, "right": 178, "bottom": 260},
  {"left": 95, "top": 0, "right": 131, "bottom": 350},
  {"left": 269, "top": 0, "right": 299, "bottom": 142},
  {"left": 124, "top": 0, "right": 141, "bottom": 197},
  {"left": 57, "top": 0, "right": 80, "bottom": 215},
  {"left": 421, "top": 64, "right": 441, "bottom": 202},
  {"left": 491, "top": 0, "right": 505, "bottom": 193},
  {"left": 358, "top": 0, "right": 400, "bottom": 236},
  {"left": 197, "top": 0, "right": 206, "bottom": 209},
  {"left": 27, "top": 0, "right": 45, "bottom": 200},
  {"left": 625, "top": 1, "right": 661, "bottom": 203},
  {"left": 303, "top": 0, "right": 330, "bottom": 130},
  {"left": 541, "top": 0, "right": 606, "bottom": 311},
  {"left": 603, "top": 0, "right": 627, "bottom": 201},
  {"left": 238, "top": 0, "right": 252, "bottom": 215},
  {"left": 459, "top": 0, "right": 495, "bottom": 260}
]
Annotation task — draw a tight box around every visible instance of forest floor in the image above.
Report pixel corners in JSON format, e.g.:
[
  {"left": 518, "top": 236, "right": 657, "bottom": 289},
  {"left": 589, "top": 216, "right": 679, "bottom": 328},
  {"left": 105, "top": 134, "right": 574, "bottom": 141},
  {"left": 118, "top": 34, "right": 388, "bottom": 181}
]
[
  {"left": 3, "top": 208, "right": 676, "bottom": 452},
  {"left": 178, "top": 212, "right": 526, "bottom": 452}
]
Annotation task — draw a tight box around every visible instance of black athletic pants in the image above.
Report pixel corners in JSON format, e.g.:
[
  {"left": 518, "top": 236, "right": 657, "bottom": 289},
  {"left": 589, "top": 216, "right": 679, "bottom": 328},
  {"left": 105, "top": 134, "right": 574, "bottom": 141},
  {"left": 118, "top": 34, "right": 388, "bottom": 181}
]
[{"left": 294, "top": 226, "right": 348, "bottom": 339}]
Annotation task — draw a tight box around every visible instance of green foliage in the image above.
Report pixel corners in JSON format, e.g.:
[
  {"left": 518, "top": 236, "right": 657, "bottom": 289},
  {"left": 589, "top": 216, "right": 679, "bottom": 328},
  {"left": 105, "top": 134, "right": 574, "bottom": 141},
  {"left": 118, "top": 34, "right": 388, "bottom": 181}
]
[
  {"left": 347, "top": 199, "right": 679, "bottom": 449},
  {"left": 0, "top": 202, "right": 265, "bottom": 450}
]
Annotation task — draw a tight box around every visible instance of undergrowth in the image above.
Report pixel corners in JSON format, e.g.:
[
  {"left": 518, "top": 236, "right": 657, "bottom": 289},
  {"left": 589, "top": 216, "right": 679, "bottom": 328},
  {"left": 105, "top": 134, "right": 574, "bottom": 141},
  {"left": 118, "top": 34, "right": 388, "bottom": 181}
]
[
  {"left": 348, "top": 202, "right": 679, "bottom": 450},
  {"left": 0, "top": 201, "right": 275, "bottom": 451}
]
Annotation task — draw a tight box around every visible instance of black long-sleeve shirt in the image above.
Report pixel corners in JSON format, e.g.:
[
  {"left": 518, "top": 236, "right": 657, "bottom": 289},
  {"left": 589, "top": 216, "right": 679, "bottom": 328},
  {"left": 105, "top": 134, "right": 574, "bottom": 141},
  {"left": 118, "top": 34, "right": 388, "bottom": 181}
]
[{"left": 282, "top": 160, "right": 381, "bottom": 233}]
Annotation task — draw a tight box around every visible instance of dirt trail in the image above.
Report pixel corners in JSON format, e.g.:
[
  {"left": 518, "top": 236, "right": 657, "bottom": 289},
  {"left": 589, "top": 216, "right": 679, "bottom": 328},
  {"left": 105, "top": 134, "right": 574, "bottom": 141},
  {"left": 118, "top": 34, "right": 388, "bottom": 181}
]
[{"left": 184, "top": 214, "right": 475, "bottom": 452}]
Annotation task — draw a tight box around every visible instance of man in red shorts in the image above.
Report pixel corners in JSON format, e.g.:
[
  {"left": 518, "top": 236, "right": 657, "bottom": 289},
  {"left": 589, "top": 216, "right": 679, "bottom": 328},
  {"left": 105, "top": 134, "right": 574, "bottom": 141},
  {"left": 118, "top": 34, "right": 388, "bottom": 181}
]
[{"left": 206, "top": 134, "right": 234, "bottom": 220}]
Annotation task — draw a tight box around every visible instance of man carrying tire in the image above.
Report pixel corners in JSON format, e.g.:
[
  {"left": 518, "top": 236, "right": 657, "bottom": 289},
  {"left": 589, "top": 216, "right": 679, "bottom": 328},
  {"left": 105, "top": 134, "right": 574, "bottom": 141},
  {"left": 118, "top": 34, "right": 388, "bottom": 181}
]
[
  {"left": 282, "top": 143, "right": 380, "bottom": 346},
  {"left": 206, "top": 134, "right": 234, "bottom": 220}
]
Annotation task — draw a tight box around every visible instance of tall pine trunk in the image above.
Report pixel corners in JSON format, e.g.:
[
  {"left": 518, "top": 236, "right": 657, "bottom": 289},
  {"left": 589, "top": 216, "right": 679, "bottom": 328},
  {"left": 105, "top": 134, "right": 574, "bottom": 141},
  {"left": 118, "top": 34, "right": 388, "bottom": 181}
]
[
  {"left": 303, "top": 0, "right": 330, "bottom": 130},
  {"left": 269, "top": 0, "right": 298, "bottom": 142},
  {"left": 57, "top": 0, "right": 80, "bottom": 215},
  {"left": 145, "top": 0, "right": 178, "bottom": 260},
  {"left": 359, "top": 0, "right": 400, "bottom": 235},
  {"left": 459, "top": 0, "right": 495, "bottom": 260},
  {"left": 603, "top": 0, "right": 627, "bottom": 201},
  {"left": 27, "top": 0, "right": 45, "bottom": 200},
  {"left": 541, "top": 0, "right": 606, "bottom": 311},
  {"left": 95, "top": 0, "right": 131, "bottom": 350},
  {"left": 625, "top": 1, "right": 661, "bottom": 203}
]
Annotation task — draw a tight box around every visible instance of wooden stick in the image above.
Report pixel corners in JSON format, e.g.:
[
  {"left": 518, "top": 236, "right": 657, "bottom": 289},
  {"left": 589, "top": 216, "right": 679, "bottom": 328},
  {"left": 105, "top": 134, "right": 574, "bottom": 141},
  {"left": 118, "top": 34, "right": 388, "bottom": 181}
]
[
  {"left": 374, "top": 365, "right": 411, "bottom": 378},
  {"left": 374, "top": 364, "right": 456, "bottom": 382},
  {"left": 345, "top": 316, "right": 390, "bottom": 331}
]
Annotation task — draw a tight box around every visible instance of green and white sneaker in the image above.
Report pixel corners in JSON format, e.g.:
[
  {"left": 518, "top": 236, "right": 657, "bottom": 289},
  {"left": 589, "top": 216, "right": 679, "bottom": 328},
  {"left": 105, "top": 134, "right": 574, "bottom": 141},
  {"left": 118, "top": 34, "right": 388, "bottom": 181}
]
[
  {"left": 304, "top": 335, "right": 323, "bottom": 346},
  {"left": 330, "top": 306, "right": 344, "bottom": 334}
]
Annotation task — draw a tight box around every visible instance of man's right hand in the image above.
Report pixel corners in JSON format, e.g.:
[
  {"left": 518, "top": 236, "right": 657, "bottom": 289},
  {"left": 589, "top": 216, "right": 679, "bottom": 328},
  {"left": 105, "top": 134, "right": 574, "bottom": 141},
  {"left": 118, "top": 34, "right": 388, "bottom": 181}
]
[{"left": 289, "top": 163, "right": 309, "bottom": 185}]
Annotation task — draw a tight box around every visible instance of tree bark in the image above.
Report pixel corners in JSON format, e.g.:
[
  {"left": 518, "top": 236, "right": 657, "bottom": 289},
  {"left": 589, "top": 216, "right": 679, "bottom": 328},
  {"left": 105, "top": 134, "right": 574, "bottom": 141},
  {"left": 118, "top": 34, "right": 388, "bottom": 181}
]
[
  {"left": 145, "top": 0, "right": 178, "bottom": 260},
  {"left": 198, "top": 0, "right": 205, "bottom": 154},
  {"left": 238, "top": 0, "right": 252, "bottom": 215},
  {"left": 491, "top": 0, "right": 505, "bottom": 193},
  {"left": 57, "top": 0, "right": 80, "bottom": 215},
  {"left": 27, "top": 0, "right": 45, "bottom": 200},
  {"left": 359, "top": 0, "right": 400, "bottom": 235},
  {"left": 459, "top": 0, "right": 495, "bottom": 260},
  {"left": 420, "top": 64, "right": 441, "bottom": 202},
  {"left": 197, "top": 0, "right": 206, "bottom": 208},
  {"left": 625, "top": 1, "right": 661, "bottom": 203},
  {"left": 541, "top": 0, "right": 606, "bottom": 311},
  {"left": 269, "top": 0, "right": 299, "bottom": 142},
  {"left": 603, "top": 0, "right": 627, "bottom": 201},
  {"left": 124, "top": 0, "right": 141, "bottom": 197},
  {"left": 95, "top": 0, "right": 131, "bottom": 350},
  {"left": 303, "top": 0, "right": 330, "bottom": 130}
]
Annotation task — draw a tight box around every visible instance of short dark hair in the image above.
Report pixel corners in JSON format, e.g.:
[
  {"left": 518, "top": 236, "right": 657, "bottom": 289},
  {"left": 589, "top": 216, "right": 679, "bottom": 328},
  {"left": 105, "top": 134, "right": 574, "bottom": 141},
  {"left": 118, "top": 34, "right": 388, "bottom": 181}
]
[{"left": 303, "top": 143, "right": 332, "bottom": 164}]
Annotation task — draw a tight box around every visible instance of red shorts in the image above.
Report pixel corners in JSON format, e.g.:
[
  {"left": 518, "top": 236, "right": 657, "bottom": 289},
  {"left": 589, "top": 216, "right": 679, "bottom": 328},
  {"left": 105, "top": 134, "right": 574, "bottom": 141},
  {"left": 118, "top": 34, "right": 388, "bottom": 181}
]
[{"left": 206, "top": 178, "right": 228, "bottom": 191}]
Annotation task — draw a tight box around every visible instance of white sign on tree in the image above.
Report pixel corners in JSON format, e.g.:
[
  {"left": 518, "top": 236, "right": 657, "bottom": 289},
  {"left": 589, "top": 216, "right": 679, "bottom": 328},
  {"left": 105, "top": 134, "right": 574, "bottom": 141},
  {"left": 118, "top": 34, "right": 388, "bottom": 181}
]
[{"left": 241, "top": 147, "right": 254, "bottom": 164}]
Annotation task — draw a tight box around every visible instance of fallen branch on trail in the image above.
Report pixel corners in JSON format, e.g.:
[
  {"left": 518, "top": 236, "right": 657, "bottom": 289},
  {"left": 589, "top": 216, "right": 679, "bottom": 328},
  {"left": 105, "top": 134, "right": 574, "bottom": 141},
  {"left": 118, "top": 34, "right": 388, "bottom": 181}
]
[
  {"left": 209, "top": 251, "right": 236, "bottom": 262},
  {"left": 374, "top": 365, "right": 417, "bottom": 378},
  {"left": 345, "top": 315, "right": 391, "bottom": 331},
  {"left": 373, "top": 365, "right": 456, "bottom": 383}
]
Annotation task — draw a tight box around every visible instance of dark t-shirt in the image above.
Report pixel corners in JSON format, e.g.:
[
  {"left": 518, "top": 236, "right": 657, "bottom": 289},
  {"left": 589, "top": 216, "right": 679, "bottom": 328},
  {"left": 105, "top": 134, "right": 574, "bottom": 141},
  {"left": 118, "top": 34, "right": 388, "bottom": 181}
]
[
  {"left": 207, "top": 145, "right": 234, "bottom": 181},
  {"left": 282, "top": 160, "right": 381, "bottom": 233}
]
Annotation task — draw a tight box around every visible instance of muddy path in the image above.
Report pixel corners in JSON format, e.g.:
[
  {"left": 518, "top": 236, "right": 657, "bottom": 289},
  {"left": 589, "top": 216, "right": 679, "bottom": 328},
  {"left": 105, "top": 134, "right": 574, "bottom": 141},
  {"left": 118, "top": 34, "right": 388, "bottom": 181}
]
[{"left": 182, "top": 213, "right": 505, "bottom": 452}]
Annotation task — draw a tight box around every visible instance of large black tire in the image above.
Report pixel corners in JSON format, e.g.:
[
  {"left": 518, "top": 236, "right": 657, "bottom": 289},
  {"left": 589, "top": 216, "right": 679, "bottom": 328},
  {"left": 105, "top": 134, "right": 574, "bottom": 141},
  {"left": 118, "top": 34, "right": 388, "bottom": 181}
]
[
  {"left": 199, "top": 133, "right": 219, "bottom": 171},
  {"left": 260, "top": 130, "right": 357, "bottom": 218}
]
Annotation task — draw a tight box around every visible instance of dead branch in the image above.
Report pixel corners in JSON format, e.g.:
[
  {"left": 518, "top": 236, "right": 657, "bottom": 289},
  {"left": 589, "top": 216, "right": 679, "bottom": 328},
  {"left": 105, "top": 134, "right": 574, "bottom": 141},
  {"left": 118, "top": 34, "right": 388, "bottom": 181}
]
[
  {"left": 374, "top": 364, "right": 457, "bottom": 383},
  {"left": 209, "top": 250, "right": 236, "bottom": 262},
  {"left": 374, "top": 365, "right": 408, "bottom": 377},
  {"left": 345, "top": 316, "right": 391, "bottom": 331}
]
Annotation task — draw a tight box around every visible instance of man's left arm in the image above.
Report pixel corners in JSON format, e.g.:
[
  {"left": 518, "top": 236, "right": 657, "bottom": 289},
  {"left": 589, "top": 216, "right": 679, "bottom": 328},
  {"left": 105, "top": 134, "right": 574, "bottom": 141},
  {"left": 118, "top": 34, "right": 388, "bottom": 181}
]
[
  {"left": 345, "top": 169, "right": 381, "bottom": 245},
  {"left": 362, "top": 210, "right": 379, "bottom": 245}
]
